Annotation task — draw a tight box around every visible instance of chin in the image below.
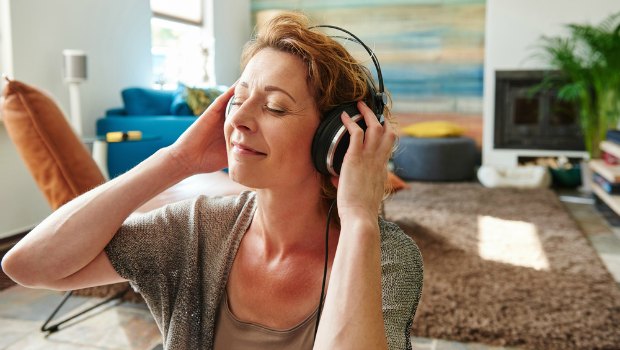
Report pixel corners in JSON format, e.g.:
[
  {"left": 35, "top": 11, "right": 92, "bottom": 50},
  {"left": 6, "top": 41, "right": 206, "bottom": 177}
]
[{"left": 227, "top": 164, "right": 267, "bottom": 189}]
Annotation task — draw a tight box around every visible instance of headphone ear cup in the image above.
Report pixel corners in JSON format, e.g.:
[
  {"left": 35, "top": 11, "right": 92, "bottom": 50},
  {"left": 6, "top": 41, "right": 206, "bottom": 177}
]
[{"left": 312, "top": 103, "right": 366, "bottom": 176}]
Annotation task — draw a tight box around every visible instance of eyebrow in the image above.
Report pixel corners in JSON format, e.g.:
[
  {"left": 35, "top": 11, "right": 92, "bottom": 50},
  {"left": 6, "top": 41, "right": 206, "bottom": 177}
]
[
  {"left": 239, "top": 81, "right": 297, "bottom": 103},
  {"left": 265, "top": 85, "right": 297, "bottom": 103}
]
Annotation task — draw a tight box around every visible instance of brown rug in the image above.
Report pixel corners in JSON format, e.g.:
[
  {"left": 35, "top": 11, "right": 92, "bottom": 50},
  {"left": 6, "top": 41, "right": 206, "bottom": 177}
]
[{"left": 385, "top": 182, "right": 620, "bottom": 350}]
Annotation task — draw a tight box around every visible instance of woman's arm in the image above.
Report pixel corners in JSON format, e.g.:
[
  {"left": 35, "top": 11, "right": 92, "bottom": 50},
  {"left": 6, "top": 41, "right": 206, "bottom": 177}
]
[
  {"left": 1, "top": 149, "right": 184, "bottom": 289},
  {"left": 314, "top": 100, "right": 396, "bottom": 350},
  {"left": 1, "top": 86, "right": 235, "bottom": 290},
  {"left": 315, "top": 217, "right": 386, "bottom": 349}
]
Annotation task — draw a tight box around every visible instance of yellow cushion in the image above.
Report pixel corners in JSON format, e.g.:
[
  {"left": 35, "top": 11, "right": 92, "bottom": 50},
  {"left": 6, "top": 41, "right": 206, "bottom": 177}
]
[{"left": 401, "top": 121, "right": 465, "bottom": 138}]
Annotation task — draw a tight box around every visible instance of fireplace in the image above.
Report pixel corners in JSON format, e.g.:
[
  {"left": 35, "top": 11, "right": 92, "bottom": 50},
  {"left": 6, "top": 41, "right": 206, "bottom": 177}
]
[{"left": 494, "top": 70, "right": 585, "bottom": 151}]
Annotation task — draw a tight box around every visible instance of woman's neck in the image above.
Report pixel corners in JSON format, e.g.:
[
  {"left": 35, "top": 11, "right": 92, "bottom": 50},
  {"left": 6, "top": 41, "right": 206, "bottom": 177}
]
[{"left": 253, "top": 187, "right": 334, "bottom": 259}]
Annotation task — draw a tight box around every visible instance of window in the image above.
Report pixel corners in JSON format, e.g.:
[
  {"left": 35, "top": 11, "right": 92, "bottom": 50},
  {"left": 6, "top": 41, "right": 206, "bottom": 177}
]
[
  {"left": 150, "top": 0, "right": 207, "bottom": 89},
  {"left": 151, "top": 0, "right": 202, "bottom": 25}
]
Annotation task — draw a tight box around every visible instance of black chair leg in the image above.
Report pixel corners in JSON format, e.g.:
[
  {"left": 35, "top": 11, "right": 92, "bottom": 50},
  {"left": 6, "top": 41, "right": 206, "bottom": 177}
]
[{"left": 41, "top": 287, "right": 130, "bottom": 334}]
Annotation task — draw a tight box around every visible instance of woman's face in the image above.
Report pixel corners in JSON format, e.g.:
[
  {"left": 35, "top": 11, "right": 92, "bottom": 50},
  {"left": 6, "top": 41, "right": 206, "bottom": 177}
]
[{"left": 224, "top": 48, "right": 321, "bottom": 190}]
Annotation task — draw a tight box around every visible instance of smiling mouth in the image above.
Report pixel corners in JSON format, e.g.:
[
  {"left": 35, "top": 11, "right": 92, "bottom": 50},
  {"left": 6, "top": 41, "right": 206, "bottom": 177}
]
[{"left": 232, "top": 142, "right": 267, "bottom": 156}]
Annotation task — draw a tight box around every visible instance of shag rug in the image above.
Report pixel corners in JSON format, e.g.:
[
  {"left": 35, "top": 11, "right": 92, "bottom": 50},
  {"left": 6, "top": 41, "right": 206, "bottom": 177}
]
[{"left": 384, "top": 182, "right": 620, "bottom": 350}]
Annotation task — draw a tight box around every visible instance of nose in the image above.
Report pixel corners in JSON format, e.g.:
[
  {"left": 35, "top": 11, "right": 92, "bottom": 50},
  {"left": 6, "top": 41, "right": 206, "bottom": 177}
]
[{"left": 227, "top": 97, "right": 258, "bottom": 133}]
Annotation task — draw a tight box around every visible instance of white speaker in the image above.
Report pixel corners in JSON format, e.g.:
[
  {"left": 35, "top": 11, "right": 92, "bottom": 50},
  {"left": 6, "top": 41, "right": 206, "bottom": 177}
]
[
  {"left": 62, "top": 49, "right": 87, "bottom": 83},
  {"left": 62, "top": 49, "right": 87, "bottom": 136}
]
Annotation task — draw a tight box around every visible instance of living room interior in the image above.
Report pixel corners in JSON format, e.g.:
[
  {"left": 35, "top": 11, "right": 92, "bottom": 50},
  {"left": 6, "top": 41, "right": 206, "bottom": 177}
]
[{"left": 1, "top": 0, "right": 620, "bottom": 349}]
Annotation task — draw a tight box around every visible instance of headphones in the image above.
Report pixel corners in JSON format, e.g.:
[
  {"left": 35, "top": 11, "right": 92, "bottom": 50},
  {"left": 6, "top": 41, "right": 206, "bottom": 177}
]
[
  {"left": 226, "top": 24, "right": 386, "bottom": 177},
  {"left": 310, "top": 25, "right": 386, "bottom": 176}
]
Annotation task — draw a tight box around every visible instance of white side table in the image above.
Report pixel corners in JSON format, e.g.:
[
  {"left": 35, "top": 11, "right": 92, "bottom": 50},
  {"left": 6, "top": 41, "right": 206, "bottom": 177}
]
[{"left": 92, "top": 140, "right": 110, "bottom": 180}]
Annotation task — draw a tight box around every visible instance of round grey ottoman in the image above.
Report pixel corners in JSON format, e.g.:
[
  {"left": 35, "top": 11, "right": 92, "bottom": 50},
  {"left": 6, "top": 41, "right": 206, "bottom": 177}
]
[{"left": 392, "top": 136, "right": 477, "bottom": 181}]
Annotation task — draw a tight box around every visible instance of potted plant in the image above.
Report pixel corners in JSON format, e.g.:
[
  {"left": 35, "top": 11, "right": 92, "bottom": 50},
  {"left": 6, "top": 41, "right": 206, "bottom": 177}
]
[{"left": 534, "top": 11, "right": 620, "bottom": 160}]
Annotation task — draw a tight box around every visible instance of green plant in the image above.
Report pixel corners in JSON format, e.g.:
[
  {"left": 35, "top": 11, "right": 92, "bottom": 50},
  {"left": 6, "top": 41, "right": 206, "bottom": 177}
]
[{"left": 535, "top": 12, "right": 620, "bottom": 159}]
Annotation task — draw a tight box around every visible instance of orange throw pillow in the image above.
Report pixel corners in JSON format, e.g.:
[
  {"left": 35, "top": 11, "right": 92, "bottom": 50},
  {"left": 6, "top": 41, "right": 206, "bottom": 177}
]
[{"left": 2, "top": 79, "right": 105, "bottom": 209}]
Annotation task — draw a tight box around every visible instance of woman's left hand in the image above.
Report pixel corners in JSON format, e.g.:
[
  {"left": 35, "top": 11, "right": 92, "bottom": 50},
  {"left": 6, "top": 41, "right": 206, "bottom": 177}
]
[
  {"left": 333, "top": 100, "right": 396, "bottom": 221},
  {"left": 317, "top": 100, "right": 394, "bottom": 350}
]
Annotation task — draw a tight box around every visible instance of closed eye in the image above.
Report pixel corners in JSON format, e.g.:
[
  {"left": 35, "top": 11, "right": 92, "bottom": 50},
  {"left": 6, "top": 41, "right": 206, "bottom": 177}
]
[
  {"left": 228, "top": 96, "right": 288, "bottom": 116},
  {"left": 265, "top": 106, "right": 286, "bottom": 116}
]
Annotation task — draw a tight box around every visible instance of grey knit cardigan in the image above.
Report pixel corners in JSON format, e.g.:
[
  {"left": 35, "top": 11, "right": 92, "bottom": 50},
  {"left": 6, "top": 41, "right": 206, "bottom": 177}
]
[{"left": 105, "top": 191, "right": 423, "bottom": 350}]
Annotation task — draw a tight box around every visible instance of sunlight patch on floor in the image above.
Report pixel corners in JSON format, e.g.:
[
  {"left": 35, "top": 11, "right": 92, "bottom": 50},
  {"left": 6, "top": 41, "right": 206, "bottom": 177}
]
[{"left": 477, "top": 215, "right": 549, "bottom": 270}]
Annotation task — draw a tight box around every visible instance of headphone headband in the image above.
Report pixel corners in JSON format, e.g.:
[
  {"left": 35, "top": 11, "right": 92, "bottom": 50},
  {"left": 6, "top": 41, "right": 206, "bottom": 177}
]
[{"left": 310, "top": 24, "right": 386, "bottom": 110}]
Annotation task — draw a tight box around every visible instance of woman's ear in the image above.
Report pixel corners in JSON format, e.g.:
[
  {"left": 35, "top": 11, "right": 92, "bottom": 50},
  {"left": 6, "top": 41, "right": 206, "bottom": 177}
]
[{"left": 330, "top": 176, "right": 339, "bottom": 188}]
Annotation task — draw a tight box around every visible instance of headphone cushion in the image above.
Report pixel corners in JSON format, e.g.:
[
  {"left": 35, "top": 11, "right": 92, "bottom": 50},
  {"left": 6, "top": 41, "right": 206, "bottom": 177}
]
[{"left": 312, "top": 103, "right": 366, "bottom": 176}]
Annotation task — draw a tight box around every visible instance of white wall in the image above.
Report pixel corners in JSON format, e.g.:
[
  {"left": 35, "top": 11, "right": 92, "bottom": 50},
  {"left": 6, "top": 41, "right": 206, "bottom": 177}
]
[
  {"left": 0, "top": 0, "right": 152, "bottom": 238},
  {"left": 483, "top": 0, "right": 620, "bottom": 166},
  {"left": 206, "top": 0, "right": 252, "bottom": 86},
  {"left": 4, "top": 0, "right": 152, "bottom": 136}
]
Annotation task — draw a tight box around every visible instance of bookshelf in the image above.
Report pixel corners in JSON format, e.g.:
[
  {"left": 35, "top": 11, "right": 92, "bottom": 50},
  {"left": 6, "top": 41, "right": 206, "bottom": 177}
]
[
  {"left": 589, "top": 159, "right": 620, "bottom": 183},
  {"left": 592, "top": 183, "right": 620, "bottom": 214},
  {"left": 590, "top": 140, "right": 620, "bottom": 214}
]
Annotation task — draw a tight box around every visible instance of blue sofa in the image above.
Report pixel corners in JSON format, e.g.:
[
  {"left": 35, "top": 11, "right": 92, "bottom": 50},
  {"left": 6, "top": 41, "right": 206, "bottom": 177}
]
[{"left": 96, "top": 86, "right": 222, "bottom": 178}]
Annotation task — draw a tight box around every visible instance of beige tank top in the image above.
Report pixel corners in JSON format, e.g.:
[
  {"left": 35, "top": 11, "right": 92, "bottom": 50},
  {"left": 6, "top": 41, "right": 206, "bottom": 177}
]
[{"left": 213, "top": 291, "right": 318, "bottom": 350}]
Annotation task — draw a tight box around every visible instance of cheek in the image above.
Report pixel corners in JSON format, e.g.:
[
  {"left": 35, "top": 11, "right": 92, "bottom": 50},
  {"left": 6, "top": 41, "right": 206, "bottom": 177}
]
[
  {"left": 223, "top": 121, "right": 233, "bottom": 148},
  {"left": 275, "top": 131, "right": 315, "bottom": 166}
]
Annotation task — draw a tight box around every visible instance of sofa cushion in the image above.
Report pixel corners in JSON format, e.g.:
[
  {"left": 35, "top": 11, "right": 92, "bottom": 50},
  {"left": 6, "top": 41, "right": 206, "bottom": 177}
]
[
  {"left": 121, "top": 87, "right": 175, "bottom": 116},
  {"left": 2, "top": 79, "right": 106, "bottom": 209},
  {"left": 170, "top": 91, "right": 194, "bottom": 116},
  {"left": 185, "top": 86, "right": 224, "bottom": 116}
]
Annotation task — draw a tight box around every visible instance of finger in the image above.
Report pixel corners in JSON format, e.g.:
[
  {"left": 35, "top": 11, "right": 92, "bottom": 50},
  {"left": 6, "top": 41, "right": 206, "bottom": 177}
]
[
  {"left": 379, "top": 120, "right": 397, "bottom": 152},
  {"left": 340, "top": 111, "right": 364, "bottom": 154},
  {"left": 357, "top": 100, "right": 382, "bottom": 128},
  {"left": 374, "top": 131, "right": 396, "bottom": 166},
  {"left": 357, "top": 100, "right": 384, "bottom": 150}
]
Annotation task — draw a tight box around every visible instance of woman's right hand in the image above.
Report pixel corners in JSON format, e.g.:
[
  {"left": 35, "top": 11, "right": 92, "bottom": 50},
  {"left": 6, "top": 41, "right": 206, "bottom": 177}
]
[{"left": 166, "top": 84, "right": 236, "bottom": 176}]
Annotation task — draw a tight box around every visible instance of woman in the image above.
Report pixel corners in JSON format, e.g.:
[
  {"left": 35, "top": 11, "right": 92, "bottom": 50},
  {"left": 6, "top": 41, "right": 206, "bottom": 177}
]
[{"left": 2, "top": 12, "right": 423, "bottom": 350}]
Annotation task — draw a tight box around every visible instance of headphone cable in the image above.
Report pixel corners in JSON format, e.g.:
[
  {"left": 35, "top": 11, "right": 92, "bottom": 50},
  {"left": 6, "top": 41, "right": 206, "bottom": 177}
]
[{"left": 313, "top": 199, "right": 337, "bottom": 343}]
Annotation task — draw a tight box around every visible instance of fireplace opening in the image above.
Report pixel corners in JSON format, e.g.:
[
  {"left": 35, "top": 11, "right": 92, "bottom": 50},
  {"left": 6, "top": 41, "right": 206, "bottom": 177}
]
[{"left": 494, "top": 70, "right": 584, "bottom": 151}]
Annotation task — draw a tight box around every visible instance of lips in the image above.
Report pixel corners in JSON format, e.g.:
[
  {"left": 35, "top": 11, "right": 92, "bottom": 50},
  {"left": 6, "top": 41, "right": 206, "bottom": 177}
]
[{"left": 231, "top": 141, "right": 267, "bottom": 156}]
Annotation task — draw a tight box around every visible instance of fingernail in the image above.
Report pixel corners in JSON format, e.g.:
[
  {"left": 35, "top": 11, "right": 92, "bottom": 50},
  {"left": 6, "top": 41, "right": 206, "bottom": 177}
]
[{"left": 341, "top": 111, "right": 349, "bottom": 118}]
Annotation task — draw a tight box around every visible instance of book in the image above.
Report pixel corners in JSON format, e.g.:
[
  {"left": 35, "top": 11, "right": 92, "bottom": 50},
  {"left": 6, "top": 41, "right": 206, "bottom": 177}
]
[
  {"left": 592, "top": 172, "right": 620, "bottom": 194},
  {"left": 606, "top": 130, "right": 620, "bottom": 145},
  {"left": 600, "top": 140, "right": 620, "bottom": 159},
  {"left": 589, "top": 159, "right": 620, "bottom": 183},
  {"left": 602, "top": 151, "right": 619, "bottom": 165}
]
